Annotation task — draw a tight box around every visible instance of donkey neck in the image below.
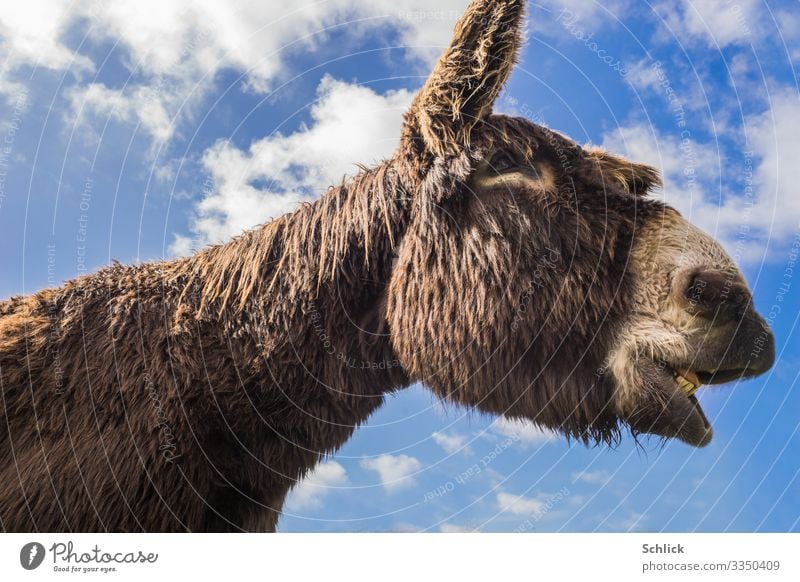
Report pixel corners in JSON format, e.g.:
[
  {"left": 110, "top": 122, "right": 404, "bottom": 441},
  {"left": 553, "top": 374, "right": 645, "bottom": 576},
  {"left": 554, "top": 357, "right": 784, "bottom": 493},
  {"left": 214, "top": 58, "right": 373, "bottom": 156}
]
[
  {"left": 191, "top": 163, "right": 409, "bottom": 312},
  {"left": 184, "top": 160, "right": 414, "bottom": 429}
]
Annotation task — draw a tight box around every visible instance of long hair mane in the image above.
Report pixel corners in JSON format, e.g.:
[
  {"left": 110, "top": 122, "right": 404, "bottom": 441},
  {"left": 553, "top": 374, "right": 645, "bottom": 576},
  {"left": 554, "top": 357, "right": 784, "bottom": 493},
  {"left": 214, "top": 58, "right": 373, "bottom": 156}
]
[{"left": 181, "top": 162, "right": 409, "bottom": 317}]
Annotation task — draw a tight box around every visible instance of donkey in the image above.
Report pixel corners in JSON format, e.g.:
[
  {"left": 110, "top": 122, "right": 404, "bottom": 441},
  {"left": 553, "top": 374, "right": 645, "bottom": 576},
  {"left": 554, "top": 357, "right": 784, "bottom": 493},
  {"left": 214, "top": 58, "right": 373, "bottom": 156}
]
[{"left": 0, "top": 0, "right": 775, "bottom": 532}]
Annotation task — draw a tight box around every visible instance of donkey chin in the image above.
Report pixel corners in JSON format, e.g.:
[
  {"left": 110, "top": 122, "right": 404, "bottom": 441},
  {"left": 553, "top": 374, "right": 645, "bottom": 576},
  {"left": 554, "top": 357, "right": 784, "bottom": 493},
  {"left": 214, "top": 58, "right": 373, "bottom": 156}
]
[{"left": 607, "top": 211, "right": 776, "bottom": 447}]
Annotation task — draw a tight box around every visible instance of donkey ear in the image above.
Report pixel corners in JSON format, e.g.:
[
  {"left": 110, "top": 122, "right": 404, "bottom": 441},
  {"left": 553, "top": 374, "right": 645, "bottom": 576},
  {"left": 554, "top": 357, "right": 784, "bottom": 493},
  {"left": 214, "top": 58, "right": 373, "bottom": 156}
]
[
  {"left": 403, "top": 0, "right": 527, "bottom": 158},
  {"left": 586, "top": 148, "right": 663, "bottom": 196}
]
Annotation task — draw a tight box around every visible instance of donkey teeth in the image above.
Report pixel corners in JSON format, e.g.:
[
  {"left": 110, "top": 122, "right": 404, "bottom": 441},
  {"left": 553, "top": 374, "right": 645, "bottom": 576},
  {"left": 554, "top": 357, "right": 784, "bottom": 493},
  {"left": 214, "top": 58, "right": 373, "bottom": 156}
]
[
  {"left": 676, "top": 376, "right": 699, "bottom": 398},
  {"left": 675, "top": 368, "right": 702, "bottom": 398}
]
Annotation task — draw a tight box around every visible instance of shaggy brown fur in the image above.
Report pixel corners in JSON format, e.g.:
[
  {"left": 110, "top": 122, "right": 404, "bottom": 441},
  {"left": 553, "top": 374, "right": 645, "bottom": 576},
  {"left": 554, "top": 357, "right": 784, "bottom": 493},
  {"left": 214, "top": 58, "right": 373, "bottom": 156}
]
[{"left": 0, "top": 0, "right": 774, "bottom": 532}]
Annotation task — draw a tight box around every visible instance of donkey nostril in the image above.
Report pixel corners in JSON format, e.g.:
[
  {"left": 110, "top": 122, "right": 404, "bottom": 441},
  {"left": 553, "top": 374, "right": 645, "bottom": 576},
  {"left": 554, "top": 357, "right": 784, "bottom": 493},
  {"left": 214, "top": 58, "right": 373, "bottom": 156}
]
[
  {"left": 677, "top": 269, "right": 753, "bottom": 322},
  {"left": 680, "top": 269, "right": 728, "bottom": 309}
]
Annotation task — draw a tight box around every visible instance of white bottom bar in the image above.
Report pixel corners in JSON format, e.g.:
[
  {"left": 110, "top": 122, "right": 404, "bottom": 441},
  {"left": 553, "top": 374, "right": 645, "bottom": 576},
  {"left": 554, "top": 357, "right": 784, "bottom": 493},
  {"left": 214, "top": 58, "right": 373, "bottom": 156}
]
[{"left": 1, "top": 534, "right": 797, "bottom": 581}]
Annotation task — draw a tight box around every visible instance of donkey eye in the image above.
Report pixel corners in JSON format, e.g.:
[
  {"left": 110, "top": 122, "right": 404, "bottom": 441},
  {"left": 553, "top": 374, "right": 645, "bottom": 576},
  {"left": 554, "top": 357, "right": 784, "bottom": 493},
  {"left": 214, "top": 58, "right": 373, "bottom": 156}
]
[{"left": 489, "top": 151, "right": 518, "bottom": 174}]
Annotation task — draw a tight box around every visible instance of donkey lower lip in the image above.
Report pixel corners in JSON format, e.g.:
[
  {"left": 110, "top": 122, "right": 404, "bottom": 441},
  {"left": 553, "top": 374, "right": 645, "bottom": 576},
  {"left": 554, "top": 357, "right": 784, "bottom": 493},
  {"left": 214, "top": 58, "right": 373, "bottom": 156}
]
[
  {"left": 687, "top": 395, "right": 713, "bottom": 446},
  {"left": 675, "top": 374, "right": 714, "bottom": 447},
  {"left": 673, "top": 369, "right": 713, "bottom": 445}
]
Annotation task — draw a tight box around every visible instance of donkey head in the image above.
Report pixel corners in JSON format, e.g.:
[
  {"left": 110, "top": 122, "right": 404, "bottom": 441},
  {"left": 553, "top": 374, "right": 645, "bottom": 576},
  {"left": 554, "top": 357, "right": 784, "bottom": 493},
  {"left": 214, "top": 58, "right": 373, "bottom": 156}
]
[{"left": 383, "top": 0, "right": 775, "bottom": 447}]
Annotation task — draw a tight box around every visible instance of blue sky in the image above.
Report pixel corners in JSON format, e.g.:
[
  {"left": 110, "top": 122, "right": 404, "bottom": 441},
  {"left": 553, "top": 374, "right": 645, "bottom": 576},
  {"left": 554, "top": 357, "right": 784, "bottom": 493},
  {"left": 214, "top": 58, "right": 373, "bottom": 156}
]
[{"left": 0, "top": 0, "right": 798, "bottom": 532}]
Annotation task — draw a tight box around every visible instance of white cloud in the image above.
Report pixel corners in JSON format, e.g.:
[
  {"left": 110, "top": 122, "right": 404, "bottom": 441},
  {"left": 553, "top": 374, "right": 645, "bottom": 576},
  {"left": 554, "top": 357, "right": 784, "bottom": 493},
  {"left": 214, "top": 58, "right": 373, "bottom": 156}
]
[
  {"left": 568, "top": 494, "right": 587, "bottom": 506},
  {"left": 491, "top": 417, "right": 557, "bottom": 447},
  {"left": 744, "top": 90, "right": 800, "bottom": 240},
  {"left": 1, "top": 1, "right": 469, "bottom": 140},
  {"left": 0, "top": 0, "right": 94, "bottom": 96},
  {"left": 601, "top": 89, "right": 800, "bottom": 263},
  {"left": 68, "top": 83, "right": 176, "bottom": 147},
  {"left": 655, "top": 0, "right": 760, "bottom": 48},
  {"left": 775, "top": 10, "right": 800, "bottom": 61},
  {"left": 623, "top": 58, "right": 666, "bottom": 95},
  {"left": 284, "top": 461, "right": 348, "bottom": 511},
  {"left": 78, "top": 0, "right": 465, "bottom": 93},
  {"left": 431, "top": 431, "right": 469, "bottom": 455},
  {"left": 600, "top": 124, "right": 748, "bottom": 257},
  {"left": 360, "top": 454, "right": 422, "bottom": 491},
  {"left": 496, "top": 492, "right": 545, "bottom": 516},
  {"left": 0, "top": 0, "right": 464, "bottom": 252},
  {"left": 388, "top": 0, "right": 474, "bottom": 62},
  {"left": 173, "top": 75, "right": 413, "bottom": 251},
  {"left": 599, "top": 123, "right": 723, "bottom": 234},
  {"left": 572, "top": 470, "right": 611, "bottom": 485}
]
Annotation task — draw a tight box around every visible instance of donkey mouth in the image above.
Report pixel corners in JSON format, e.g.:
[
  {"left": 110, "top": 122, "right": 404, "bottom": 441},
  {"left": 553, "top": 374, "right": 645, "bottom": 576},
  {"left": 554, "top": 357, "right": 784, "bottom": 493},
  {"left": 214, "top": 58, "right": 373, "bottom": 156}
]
[
  {"left": 652, "top": 360, "right": 772, "bottom": 447},
  {"left": 671, "top": 366, "right": 713, "bottom": 447},
  {"left": 630, "top": 362, "right": 715, "bottom": 448}
]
